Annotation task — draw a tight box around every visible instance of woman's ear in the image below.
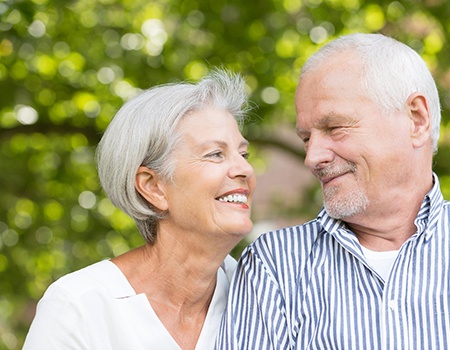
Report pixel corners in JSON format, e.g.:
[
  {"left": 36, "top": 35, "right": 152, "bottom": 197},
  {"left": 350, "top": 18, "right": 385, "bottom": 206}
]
[
  {"left": 135, "top": 166, "right": 169, "bottom": 211},
  {"left": 407, "top": 93, "right": 432, "bottom": 148}
]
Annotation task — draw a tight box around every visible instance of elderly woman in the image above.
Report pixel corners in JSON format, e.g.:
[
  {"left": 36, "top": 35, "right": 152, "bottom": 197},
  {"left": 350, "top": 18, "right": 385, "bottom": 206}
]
[{"left": 23, "top": 69, "right": 256, "bottom": 350}]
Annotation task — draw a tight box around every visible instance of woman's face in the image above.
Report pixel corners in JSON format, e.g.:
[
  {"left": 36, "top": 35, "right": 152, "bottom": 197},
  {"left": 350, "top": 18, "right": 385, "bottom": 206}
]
[{"left": 162, "top": 107, "right": 256, "bottom": 241}]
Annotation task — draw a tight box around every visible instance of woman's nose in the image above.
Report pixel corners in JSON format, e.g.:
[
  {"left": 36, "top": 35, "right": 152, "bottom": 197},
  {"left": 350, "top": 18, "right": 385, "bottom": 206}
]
[{"left": 230, "top": 153, "right": 255, "bottom": 179}]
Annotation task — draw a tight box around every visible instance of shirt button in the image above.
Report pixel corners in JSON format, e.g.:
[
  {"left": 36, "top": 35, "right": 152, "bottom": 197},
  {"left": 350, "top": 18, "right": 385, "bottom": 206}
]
[{"left": 388, "top": 300, "right": 396, "bottom": 310}]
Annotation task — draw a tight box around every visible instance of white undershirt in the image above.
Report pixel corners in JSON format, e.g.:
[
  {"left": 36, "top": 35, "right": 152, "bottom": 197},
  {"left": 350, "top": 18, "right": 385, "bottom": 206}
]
[{"left": 360, "top": 246, "right": 399, "bottom": 281}]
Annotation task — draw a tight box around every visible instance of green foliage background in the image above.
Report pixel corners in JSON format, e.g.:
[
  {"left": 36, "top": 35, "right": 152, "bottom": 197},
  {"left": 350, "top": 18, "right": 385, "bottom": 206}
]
[{"left": 1, "top": 0, "right": 450, "bottom": 348}]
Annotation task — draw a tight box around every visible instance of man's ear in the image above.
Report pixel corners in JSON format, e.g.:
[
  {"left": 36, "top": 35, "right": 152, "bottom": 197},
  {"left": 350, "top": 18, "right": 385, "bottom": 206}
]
[
  {"left": 407, "top": 93, "right": 432, "bottom": 148},
  {"left": 135, "top": 166, "right": 169, "bottom": 211}
]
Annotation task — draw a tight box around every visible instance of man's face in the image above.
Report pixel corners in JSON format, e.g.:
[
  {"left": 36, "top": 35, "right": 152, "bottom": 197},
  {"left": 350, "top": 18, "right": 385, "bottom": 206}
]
[{"left": 295, "top": 53, "right": 414, "bottom": 221}]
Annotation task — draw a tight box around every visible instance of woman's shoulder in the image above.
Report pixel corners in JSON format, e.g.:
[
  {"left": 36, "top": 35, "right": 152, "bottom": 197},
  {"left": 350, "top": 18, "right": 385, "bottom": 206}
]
[{"left": 44, "top": 260, "right": 132, "bottom": 300}]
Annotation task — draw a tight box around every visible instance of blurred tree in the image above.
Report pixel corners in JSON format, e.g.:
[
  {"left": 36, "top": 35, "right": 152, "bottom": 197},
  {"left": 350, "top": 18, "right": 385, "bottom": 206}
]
[{"left": 1, "top": 0, "right": 450, "bottom": 348}]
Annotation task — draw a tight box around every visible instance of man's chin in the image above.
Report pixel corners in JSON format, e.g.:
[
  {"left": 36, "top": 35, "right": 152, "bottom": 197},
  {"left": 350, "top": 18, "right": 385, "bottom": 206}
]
[{"left": 324, "top": 194, "right": 369, "bottom": 219}]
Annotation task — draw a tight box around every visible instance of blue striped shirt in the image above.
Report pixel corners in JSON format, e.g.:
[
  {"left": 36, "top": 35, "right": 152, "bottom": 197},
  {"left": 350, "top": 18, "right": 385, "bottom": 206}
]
[{"left": 216, "top": 174, "right": 450, "bottom": 349}]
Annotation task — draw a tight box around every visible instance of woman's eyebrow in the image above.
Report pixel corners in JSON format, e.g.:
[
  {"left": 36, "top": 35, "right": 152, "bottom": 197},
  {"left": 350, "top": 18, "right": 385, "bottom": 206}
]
[{"left": 197, "top": 139, "right": 249, "bottom": 149}]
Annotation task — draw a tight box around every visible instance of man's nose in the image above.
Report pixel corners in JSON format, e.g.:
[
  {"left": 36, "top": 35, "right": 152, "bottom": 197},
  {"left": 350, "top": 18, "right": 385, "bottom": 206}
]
[{"left": 304, "top": 133, "right": 335, "bottom": 171}]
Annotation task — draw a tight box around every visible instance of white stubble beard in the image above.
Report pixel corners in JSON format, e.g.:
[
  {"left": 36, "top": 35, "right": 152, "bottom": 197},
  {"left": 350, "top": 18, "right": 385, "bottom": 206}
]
[
  {"left": 317, "top": 163, "right": 369, "bottom": 219},
  {"left": 323, "top": 185, "right": 369, "bottom": 219}
]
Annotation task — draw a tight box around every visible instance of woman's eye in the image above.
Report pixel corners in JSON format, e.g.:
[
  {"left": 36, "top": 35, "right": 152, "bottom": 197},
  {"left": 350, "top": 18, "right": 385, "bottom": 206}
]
[
  {"left": 241, "top": 152, "right": 250, "bottom": 159},
  {"left": 207, "top": 151, "right": 223, "bottom": 159}
]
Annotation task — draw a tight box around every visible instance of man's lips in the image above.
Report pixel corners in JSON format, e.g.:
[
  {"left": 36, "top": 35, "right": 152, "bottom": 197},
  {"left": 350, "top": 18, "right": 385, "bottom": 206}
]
[
  {"left": 319, "top": 175, "right": 338, "bottom": 184},
  {"left": 319, "top": 173, "right": 346, "bottom": 185},
  {"left": 315, "top": 163, "right": 357, "bottom": 185}
]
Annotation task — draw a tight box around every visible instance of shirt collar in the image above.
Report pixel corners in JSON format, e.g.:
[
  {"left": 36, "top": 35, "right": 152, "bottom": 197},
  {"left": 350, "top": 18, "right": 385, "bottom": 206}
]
[{"left": 417, "top": 172, "right": 444, "bottom": 239}]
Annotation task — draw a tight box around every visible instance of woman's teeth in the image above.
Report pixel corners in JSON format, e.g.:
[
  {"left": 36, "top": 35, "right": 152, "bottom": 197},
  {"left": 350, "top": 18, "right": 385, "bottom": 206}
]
[{"left": 218, "top": 194, "right": 248, "bottom": 204}]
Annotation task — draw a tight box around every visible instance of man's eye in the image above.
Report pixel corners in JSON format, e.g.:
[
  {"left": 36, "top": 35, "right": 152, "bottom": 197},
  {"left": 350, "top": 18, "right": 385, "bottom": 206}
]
[
  {"left": 297, "top": 132, "right": 310, "bottom": 144},
  {"left": 329, "top": 126, "right": 350, "bottom": 138},
  {"left": 329, "top": 126, "right": 344, "bottom": 133}
]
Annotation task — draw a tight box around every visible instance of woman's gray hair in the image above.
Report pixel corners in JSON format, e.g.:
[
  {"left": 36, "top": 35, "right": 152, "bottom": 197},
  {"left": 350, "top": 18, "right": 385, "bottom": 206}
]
[
  {"left": 300, "top": 33, "right": 441, "bottom": 153},
  {"left": 96, "top": 69, "right": 250, "bottom": 244}
]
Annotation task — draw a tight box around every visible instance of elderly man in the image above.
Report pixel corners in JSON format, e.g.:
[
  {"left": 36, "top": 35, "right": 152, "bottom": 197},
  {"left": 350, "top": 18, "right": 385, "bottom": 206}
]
[{"left": 216, "top": 33, "right": 449, "bottom": 349}]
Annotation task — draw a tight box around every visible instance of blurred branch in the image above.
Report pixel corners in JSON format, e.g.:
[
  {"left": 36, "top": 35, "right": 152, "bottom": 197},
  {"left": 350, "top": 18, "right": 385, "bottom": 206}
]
[
  {"left": 0, "top": 124, "right": 306, "bottom": 160},
  {"left": 247, "top": 134, "right": 305, "bottom": 160},
  {"left": 0, "top": 124, "right": 103, "bottom": 143}
]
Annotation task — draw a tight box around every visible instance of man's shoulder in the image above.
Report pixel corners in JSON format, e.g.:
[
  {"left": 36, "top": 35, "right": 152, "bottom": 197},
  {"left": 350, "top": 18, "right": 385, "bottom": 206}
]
[
  {"left": 246, "top": 218, "right": 324, "bottom": 261},
  {"left": 238, "top": 219, "right": 324, "bottom": 282},
  {"left": 256, "top": 218, "right": 323, "bottom": 245}
]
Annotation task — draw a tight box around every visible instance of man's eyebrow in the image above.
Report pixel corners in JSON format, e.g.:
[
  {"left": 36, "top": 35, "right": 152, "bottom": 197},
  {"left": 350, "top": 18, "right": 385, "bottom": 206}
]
[
  {"left": 295, "top": 127, "right": 308, "bottom": 137},
  {"left": 319, "top": 112, "right": 358, "bottom": 126},
  {"left": 316, "top": 113, "right": 350, "bottom": 126},
  {"left": 316, "top": 115, "right": 333, "bottom": 126}
]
